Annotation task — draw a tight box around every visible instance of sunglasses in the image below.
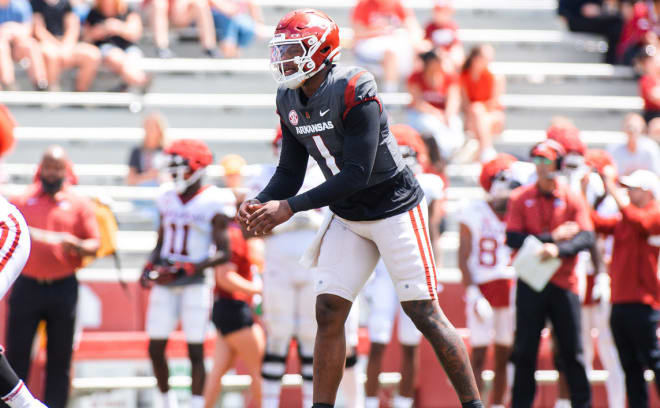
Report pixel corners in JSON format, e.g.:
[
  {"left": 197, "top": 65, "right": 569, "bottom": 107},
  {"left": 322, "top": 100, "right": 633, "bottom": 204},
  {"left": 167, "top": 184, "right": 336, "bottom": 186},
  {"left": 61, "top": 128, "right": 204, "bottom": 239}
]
[{"left": 532, "top": 156, "right": 554, "bottom": 165}]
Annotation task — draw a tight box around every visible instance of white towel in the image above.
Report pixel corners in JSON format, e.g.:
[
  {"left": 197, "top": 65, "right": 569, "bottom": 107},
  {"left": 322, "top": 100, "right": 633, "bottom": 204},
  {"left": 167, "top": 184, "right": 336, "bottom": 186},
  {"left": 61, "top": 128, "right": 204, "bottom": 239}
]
[{"left": 299, "top": 212, "right": 334, "bottom": 269}]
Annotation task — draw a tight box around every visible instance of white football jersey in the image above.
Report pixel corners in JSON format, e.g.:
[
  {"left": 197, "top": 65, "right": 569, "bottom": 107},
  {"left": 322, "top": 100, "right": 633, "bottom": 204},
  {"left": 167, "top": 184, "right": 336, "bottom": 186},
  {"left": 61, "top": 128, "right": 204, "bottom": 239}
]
[
  {"left": 457, "top": 200, "right": 514, "bottom": 284},
  {"left": 157, "top": 184, "right": 236, "bottom": 263},
  {"left": 416, "top": 172, "right": 444, "bottom": 202}
]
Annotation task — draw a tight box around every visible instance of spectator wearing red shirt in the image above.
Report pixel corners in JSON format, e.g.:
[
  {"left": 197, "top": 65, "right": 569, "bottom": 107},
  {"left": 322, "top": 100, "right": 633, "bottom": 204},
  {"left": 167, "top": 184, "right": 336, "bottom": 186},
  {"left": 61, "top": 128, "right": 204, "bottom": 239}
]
[
  {"left": 204, "top": 224, "right": 264, "bottom": 408},
  {"left": 590, "top": 168, "right": 660, "bottom": 408},
  {"left": 617, "top": 0, "right": 660, "bottom": 65},
  {"left": 638, "top": 47, "right": 660, "bottom": 123},
  {"left": 424, "top": 0, "right": 463, "bottom": 68},
  {"left": 460, "top": 45, "right": 505, "bottom": 163},
  {"left": 7, "top": 146, "right": 99, "bottom": 408},
  {"left": 505, "top": 140, "right": 595, "bottom": 408},
  {"left": 407, "top": 50, "right": 463, "bottom": 161},
  {"left": 351, "top": 0, "right": 427, "bottom": 92}
]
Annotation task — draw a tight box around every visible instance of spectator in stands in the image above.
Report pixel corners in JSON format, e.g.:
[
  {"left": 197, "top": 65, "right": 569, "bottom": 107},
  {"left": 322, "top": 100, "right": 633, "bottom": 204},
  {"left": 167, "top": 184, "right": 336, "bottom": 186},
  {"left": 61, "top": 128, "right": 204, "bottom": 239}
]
[
  {"left": 590, "top": 167, "right": 660, "bottom": 408},
  {"left": 407, "top": 50, "right": 463, "bottom": 162},
  {"left": 351, "top": 0, "right": 428, "bottom": 92},
  {"left": 0, "top": 0, "right": 48, "bottom": 90},
  {"left": 424, "top": 0, "right": 464, "bottom": 69},
  {"left": 608, "top": 113, "right": 660, "bottom": 175},
  {"left": 638, "top": 46, "right": 660, "bottom": 122},
  {"left": 126, "top": 111, "right": 166, "bottom": 186},
  {"left": 649, "top": 116, "right": 660, "bottom": 143},
  {"left": 460, "top": 44, "right": 504, "bottom": 163},
  {"left": 7, "top": 146, "right": 100, "bottom": 408},
  {"left": 144, "top": 0, "right": 218, "bottom": 58},
  {"left": 557, "top": 0, "right": 623, "bottom": 65},
  {"left": 209, "top": 0, "right": 262, "bottom": 58},
  {"left": 616, "top": 0, "right": 660, "bottom": 65},
  {"left": 31, "top": 0, "right": 101, "bottom": 91},
  {"left": 82, "top": 0, "right": 150, "bottom": 92}
]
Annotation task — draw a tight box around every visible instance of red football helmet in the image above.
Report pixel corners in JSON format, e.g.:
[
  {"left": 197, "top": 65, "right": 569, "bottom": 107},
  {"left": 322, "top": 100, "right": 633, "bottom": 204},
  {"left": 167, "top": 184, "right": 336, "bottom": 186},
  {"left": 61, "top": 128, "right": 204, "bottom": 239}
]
[
  {"left": 546, "top": 124, "right": 586, "bottom": 156},
  {"left": 480, "top": 153, "right": 517, "bottom": 197},
  {"left": 269, "top": 9, "right": 341, "bottom": 89},
  {"left": 164, "top": 139, "right": 213, "bottom": 194}
]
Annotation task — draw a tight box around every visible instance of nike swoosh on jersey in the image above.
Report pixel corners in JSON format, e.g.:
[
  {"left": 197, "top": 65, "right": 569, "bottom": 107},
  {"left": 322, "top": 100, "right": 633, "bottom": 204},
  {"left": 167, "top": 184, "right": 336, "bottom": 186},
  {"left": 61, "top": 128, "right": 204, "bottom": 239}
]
[{"left": 320, "top": 109, "right": 330, "bottom": 116}]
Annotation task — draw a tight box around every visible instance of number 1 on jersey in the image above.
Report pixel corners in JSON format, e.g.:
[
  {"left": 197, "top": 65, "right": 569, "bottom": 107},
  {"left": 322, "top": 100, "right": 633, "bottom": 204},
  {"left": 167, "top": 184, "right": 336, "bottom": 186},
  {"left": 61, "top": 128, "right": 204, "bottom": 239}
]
[
  {"left": 312, "top": 135, "right": 340, "bottom": 175},
  {"left": 168, "top": 223, "right": 189, "bottom": 256}
]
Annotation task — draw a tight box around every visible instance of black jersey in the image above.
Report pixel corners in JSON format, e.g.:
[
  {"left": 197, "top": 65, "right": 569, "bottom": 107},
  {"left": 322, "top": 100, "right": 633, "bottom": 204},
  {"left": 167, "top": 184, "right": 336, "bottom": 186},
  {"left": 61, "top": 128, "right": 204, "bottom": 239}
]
[{"left": 256, "top": 65, "right": 423, "bottom": 221}]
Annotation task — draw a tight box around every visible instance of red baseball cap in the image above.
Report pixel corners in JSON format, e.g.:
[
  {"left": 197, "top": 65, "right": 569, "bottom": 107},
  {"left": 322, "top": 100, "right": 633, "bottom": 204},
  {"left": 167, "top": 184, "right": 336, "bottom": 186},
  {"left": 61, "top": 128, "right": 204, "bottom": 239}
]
[{"left": 530, "top": 140, "right": 566, "bottom": 162}]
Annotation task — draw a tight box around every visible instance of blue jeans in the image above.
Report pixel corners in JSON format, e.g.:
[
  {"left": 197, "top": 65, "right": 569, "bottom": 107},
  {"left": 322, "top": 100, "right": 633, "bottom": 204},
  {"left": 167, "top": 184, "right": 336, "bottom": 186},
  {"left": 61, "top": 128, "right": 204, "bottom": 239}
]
[{"left": 211, "top": 11, "right": 255, "bottom": 47}]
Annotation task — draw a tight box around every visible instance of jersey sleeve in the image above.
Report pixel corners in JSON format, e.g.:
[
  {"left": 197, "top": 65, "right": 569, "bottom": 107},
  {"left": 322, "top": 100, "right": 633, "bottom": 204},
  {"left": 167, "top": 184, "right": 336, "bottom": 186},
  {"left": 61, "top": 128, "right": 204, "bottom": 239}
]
[
  {"left": 214, "top": 189, "right": 237, "bottom": 219},
  {"left": 342, "top": 70, "right": 382, "bottom": 120}
]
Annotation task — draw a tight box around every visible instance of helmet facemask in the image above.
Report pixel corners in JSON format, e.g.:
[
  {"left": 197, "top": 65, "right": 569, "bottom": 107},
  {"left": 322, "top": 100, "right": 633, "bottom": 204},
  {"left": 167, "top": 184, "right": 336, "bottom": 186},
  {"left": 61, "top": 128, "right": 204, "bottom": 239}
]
[
  {"left": 269, "top": 29, "right": 340, "bottom": 89},
  {"left": 163, "top": 154, "right": 206, "bottom": 195}
]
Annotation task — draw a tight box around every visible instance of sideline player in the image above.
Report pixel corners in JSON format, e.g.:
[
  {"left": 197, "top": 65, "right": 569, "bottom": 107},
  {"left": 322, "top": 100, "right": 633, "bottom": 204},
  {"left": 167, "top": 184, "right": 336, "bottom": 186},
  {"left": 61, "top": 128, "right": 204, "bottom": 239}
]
[
  {"left": 251, "top": 129, "right": 363, "bottom": 408},
  {"left": 458, "top": 153, "right": 522, "bottom": 408},
  {"left": 363, "top": 124, "right": 445, "bottom": 408},
  {"left": 141, "top": 139, "right": 235, "bottom": 408},
  {"left": 0, "top": 195, "right": 45, "bottom": 408},
  {"left": 240, "top": 9, "right": 482, "bottom": 408}
]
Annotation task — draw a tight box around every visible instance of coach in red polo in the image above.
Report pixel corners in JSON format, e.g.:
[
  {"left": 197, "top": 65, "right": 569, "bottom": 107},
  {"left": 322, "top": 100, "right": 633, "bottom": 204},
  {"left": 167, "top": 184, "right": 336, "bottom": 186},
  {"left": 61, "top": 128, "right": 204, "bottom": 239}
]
[
  {"left": 6, "top": 146, "right": 99, "bottom": 408},
  {"left": 590, "top": 168, "right": 660, "bottom": 408},
  {"left": 505, "top": 140, "right": 595, "bottom": 408}
]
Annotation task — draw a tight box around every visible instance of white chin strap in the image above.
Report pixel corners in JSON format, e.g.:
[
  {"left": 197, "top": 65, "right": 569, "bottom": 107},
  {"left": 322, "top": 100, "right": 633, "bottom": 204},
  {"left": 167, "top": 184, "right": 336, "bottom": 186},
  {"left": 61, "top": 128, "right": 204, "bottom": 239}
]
[{"left": 173, "top": 168, "right": 205, "bottom": 194}]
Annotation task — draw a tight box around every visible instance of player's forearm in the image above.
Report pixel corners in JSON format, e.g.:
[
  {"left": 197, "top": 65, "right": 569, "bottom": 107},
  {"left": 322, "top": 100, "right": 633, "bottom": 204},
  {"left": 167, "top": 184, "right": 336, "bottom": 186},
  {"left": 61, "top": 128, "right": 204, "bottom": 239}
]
[
  {"left": 505, "top": 231, "right": 553, "bottom": 249},
  {"left": 194, "top": 251, "right": 230, "bottom": 272}
]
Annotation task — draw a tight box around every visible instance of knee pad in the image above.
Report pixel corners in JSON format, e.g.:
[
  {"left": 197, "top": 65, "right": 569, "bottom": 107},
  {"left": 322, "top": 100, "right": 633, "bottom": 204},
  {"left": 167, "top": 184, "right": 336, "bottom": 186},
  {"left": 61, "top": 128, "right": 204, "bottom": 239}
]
[
  {"left": 187, "top": 343, "right": 204, "bottom": 365},
  {"left": 345, "top": 353, "right": 358, "bottom": 369},
  {"left": 148, "top": 339, "right": 168, "bottom": 360},
  {"left": 0, "top": 352, "right": 19, "bottom": 396},
  {"left": 261, "top": 353, "right": 287, "bottom": 381},
  {"left": 300, "top": 354, "right": 314, "bottom": 382}
]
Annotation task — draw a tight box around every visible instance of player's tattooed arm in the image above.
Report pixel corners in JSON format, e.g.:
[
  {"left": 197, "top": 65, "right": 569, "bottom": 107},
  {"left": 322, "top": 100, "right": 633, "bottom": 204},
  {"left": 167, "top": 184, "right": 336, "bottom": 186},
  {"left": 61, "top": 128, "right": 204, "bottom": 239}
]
[{"left": 401, "top": 300, "right": 481, "bottom": 403}]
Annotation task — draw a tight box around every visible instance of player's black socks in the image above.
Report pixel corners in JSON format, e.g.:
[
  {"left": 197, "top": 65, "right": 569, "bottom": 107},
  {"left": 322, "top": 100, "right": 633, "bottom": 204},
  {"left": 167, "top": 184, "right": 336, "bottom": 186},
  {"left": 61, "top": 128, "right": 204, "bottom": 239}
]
[
  {"left": 311, "top": 404, "right": 333, "bottom": 408},
  {"left": 462, "top": 400, "right": 484, "bottom": 408}
]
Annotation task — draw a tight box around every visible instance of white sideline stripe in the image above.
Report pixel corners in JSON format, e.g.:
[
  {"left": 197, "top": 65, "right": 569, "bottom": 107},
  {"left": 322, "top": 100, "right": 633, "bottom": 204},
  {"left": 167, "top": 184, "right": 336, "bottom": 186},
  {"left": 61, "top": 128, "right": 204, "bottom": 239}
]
[
  {"left": 72, "top": 371, "right": 401, "bottom": 393},
  {"left": 0, "top": 183, "right": 484, "bottom": 201},
  {"left": 13, "top": 127, "right": 626, "bottom": 144},
  {"left": 77, "top": 265, "right": 464, "bottom": 283},
  {"left": 138, "top": 58, "right": 635, "bottom": 79},
  {"left": 250, "top": 0, "right": 557, "bottom": 10},
  {"left": 112, "top": 230, "right": 457, "bottom": 253},
  {"left": 0, "top": 92, "right": 642, "bottom": 110},
  {"left": 71, "top": 370, "right": 643, "bottom": 393}
]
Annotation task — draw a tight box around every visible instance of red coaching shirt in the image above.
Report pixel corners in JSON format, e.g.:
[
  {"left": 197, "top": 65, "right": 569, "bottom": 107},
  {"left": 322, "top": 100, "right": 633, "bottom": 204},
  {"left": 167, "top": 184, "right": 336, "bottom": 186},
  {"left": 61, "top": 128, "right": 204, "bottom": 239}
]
[
  {"left": 506, "top": 182, "right": 594, "bottom": 293},
  {"left": 591, "top": 202, "right": 660, "bottom": 309},
  {"left": 11, "top": 184, "right": 99, "bottom": 280},
  {"left": 640, "top": 75, "right": 660, "bottom": 112}
]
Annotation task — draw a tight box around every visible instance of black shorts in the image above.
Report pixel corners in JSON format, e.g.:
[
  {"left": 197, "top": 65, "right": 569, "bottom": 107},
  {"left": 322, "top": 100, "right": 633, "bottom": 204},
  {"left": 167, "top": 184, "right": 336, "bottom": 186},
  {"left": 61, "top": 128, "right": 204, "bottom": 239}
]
[{"left": 212, "top": 298, "right": 254, "bottom": 336}]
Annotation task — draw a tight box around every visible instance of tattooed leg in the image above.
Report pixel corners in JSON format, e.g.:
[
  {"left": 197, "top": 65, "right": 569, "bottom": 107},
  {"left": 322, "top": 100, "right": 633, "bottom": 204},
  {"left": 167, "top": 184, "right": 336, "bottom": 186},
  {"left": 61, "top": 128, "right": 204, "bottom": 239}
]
[{"left": 401, "top": 299, "right": 481, "bottom": 403}]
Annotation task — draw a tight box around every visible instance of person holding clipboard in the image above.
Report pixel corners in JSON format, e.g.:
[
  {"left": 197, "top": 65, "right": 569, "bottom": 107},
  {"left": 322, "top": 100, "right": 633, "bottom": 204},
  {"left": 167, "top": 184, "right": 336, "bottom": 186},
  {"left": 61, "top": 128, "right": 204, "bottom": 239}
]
[{"left": 505, "top": 140, "right": 596, "bottom": 408}]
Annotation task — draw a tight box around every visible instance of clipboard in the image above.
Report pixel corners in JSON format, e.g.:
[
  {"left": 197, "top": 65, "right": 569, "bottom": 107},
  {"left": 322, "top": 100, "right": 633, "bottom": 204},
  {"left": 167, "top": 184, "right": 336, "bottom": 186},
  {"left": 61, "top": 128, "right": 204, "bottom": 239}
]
[{"left": 513, "top": 235, "right": 561, "bottom": 292}]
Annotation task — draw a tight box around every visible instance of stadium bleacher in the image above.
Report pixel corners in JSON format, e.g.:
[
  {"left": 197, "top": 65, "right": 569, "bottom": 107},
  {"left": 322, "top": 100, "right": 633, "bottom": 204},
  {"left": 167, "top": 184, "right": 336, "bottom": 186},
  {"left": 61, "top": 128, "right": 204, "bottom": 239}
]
[{"left": 2, "top": 0, "right": 657, "bottom": 407}]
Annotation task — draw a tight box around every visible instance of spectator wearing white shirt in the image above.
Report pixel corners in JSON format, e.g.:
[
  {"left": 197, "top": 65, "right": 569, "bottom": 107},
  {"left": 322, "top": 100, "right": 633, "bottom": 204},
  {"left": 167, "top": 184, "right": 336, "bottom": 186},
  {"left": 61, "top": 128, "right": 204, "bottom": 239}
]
[{"left": 609, "top": 113, "right": 660, "bottom": 176}]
